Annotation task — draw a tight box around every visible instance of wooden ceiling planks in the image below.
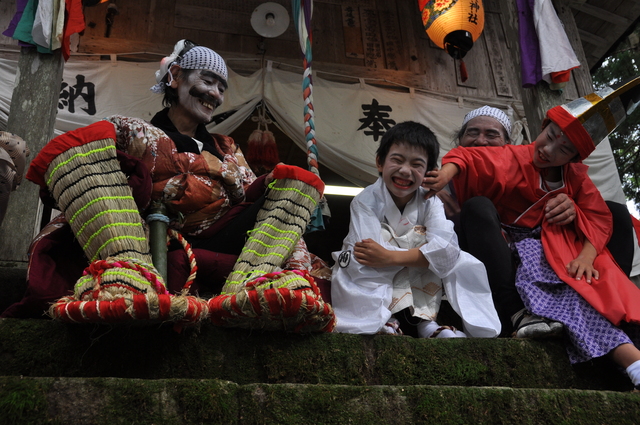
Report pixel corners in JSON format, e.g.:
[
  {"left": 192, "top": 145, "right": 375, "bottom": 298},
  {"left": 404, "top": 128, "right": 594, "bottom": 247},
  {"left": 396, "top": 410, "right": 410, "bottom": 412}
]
[{"left": 570, "top": 0, "right": 640, "bottom": 70}]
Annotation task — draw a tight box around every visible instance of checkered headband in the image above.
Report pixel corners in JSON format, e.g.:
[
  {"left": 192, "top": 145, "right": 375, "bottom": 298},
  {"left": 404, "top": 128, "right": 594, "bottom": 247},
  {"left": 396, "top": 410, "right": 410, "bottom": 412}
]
[{"left": 151, "top": 41, "right": 228, "bottom": 94}]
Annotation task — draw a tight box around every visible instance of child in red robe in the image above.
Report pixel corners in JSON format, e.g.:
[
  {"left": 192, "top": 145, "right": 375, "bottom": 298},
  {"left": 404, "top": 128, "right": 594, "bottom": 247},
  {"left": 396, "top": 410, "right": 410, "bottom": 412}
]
[{"left": 424, "top": 78, "right": 640, "bottom": 390}]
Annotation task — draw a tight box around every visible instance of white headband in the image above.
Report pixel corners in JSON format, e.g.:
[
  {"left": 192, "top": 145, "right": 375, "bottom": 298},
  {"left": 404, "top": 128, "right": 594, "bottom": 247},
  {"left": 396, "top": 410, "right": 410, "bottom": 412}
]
[
  {"left": 150, "top": 41, "right": 228, "bottom": 94},
  {"left": 462, "top": 105, "right": 511, "bottom": 136}
]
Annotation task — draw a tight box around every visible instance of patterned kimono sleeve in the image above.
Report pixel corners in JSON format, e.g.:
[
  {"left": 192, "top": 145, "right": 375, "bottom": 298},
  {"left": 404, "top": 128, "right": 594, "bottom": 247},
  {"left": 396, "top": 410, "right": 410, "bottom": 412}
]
[
  {"left": 212, "top": 134, "right": 256, "bottom": 205},
  {"left": 103, "top": 115, "right": 163, "bottom": 174}
]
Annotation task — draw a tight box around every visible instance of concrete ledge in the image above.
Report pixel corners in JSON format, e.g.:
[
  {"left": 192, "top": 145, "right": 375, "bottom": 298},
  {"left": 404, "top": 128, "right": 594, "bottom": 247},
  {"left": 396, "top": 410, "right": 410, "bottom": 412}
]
[
  {"left": 0, "top": 318, "right": 631, "bottom": 391},
  {"left": 1, "top": 376, "right": 639, "bottom": 425}
]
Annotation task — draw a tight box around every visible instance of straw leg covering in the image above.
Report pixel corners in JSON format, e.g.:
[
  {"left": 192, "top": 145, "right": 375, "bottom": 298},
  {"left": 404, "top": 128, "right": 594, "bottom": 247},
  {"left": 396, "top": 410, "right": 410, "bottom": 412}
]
[
  {"left": 30, "top": 122, "right": 208, "bottom": 324},
  {"left": 209, "top": 164, "right": 335, "bottom": 332}
]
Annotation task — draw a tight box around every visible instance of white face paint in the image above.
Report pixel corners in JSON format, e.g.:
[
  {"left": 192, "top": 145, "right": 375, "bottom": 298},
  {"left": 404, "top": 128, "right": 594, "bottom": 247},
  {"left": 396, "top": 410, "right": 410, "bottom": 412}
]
[
  {"left": 376, "top": 143, "right": 428, "bottom": 210},
  {"left": 532, "top": 121, "right": 578, "bottom": 169},
  {"left": 173, "top": 68, "right": 226, "bottom": 126}
]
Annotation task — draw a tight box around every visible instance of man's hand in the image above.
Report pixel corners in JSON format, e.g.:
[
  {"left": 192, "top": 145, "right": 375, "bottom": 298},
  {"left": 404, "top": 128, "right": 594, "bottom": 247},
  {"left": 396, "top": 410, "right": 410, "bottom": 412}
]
[
  {"left": 545, "top": 193, "right": 576, "bottom": 225},
  {"left": 354, "top": 238, "right": 393, "bottom": 267}
]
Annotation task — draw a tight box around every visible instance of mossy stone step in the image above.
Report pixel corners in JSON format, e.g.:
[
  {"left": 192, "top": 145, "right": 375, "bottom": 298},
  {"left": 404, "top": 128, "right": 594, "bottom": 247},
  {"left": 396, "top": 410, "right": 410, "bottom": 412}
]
[
  {"left": 0, "top": 318, "right": 632, "bottom": 391},
  {"left": 1, "top": 376, "right": 639, "bottom": 425}
]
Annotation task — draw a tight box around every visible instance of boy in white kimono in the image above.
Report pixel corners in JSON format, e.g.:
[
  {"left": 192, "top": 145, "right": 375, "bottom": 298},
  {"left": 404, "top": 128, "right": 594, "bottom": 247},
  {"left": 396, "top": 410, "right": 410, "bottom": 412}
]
[{"left": 331, "top": 121, "right": 500, "bottom": 338}]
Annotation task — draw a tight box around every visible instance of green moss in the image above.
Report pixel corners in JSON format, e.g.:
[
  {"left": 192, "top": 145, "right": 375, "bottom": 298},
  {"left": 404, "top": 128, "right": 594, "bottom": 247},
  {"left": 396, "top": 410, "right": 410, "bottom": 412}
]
[
  {"left": 408, "top": 386, "right": 640, "bottom": 424},
  {"left": 173, "top": 380, "right": 238, "bottom": 423},
  {"left": 0, "top": 377, "right": 54, "bottom": 425},
  {"left": 237, "top": 384, "right": 414, "bottom": 425},
  {"left": 1, "top": 377, "right": 639, "bottom": 424},
  {"left": 258, "top": 332, "right": 369, "bottom": 385},
  {"left": 99, "top": 379, "right": 170, "bottom": 425},
  {"left": 0, "top": 319, "right": 632, "bottom": 391}
]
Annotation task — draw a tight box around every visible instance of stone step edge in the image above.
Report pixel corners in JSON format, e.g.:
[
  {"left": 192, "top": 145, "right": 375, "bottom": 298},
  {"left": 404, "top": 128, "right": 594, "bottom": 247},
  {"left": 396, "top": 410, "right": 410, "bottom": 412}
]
[
  {"left": 0, "top": 318, "right": 633, "bottom": 391},
  {"left": 2, "top": 376, "right": 639, "bottom": 425}
]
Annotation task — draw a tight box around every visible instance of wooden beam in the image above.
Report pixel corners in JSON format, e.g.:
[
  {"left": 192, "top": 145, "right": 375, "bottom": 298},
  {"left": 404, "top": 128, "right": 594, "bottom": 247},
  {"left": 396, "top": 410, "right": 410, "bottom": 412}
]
[
  {"left": 578, "top": 29, "right": 609, "bottom": 48},
  {"left": 570, "top": 3, "right": 631, "bottom": 27}
]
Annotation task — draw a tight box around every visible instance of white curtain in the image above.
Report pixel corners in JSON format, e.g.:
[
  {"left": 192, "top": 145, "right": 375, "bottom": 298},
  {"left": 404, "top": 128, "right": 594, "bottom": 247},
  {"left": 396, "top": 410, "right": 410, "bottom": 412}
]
[
  {"left": 0, "top": 57, "right": 628, "bottom": 198},
  {"left": 0, "top": 56, "right": 636, "bottom": 275}
]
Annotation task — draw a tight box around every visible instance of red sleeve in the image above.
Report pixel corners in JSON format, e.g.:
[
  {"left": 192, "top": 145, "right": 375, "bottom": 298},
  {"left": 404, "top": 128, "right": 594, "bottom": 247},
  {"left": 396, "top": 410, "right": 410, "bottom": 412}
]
[
  {"left": 565, "top": 163, "right": 612, "bottom": 253},
  {"left": 442, "top": 145, "right": 520, "bottom": 206}
]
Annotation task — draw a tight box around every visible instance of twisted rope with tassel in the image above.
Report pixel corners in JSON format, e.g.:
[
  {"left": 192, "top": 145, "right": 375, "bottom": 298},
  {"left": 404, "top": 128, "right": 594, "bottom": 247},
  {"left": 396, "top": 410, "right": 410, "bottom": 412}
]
[
  {"left": 292, "top": 0, "right": 328, "bottom": 232},
  {"left": 292, "top": 0, "right": 319, "bottom": 177}
]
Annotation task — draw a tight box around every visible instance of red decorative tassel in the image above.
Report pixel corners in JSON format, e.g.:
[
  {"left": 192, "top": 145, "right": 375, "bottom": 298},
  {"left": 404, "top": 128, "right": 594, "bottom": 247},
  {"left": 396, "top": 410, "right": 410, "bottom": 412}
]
[
  {"left": 246, "top": 128, "right": 280, "bottom": 176},
  {"left": 459, "top": 59, "right": 468, "bottom": 83},
  {"left": 261, "top": 130, "right": 279, "bottom": 168}
]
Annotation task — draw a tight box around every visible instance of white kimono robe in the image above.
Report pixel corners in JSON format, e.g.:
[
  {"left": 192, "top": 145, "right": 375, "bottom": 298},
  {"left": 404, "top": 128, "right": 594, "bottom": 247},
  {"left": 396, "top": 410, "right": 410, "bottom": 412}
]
[{"left": 330, "top": 178, "right": 500, "bottom": 337}]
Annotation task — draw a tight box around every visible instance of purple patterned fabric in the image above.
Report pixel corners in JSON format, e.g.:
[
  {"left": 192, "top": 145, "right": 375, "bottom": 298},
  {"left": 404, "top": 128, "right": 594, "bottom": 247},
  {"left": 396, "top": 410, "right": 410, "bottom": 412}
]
[{"left": 507, "top": 226, "right": 637, "bottom": 364}]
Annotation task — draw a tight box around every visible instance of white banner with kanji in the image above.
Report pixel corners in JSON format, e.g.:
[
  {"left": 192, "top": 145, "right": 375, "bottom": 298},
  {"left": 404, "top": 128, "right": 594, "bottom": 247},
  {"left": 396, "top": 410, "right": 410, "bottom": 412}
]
[{"left": 0, "top": 57, "right": 626, "bottom": 197}]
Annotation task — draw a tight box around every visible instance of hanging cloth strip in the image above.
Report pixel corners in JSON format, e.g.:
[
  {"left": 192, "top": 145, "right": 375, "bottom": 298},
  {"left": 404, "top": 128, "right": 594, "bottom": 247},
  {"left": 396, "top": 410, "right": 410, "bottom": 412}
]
[
  {"left": 516, "top": 0, "right": 580, "bottom": 89},
  {"left": 3, "top": 0, "right": 85, "bottom": 61}
]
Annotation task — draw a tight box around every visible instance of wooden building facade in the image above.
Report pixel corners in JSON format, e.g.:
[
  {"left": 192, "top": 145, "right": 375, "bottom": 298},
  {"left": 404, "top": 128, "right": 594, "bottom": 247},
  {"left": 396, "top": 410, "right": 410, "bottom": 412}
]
[{"left": 0, "top": 0, "right": 638, "bottom": 263}]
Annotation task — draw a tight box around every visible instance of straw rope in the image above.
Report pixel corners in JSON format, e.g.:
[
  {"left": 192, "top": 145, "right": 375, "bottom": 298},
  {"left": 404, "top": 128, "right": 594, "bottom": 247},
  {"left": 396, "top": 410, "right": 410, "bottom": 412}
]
[
  {"left": 46, "top": 138, "right": 151, "bottom": 263},
  {"left": 43, "top": 137, "right": 208, "bottom": 324},
  {"left": 222, "top": 176, "right": 320, "bottom": 292},
  {"left": 209, "top": 269, "right": 335, "bottom": 332},
  {"left": 168, "top": 228, "right": 198, "bottom": 294},
  {"left": 209, "top": 169, "right": 334, "bottom": 332}
]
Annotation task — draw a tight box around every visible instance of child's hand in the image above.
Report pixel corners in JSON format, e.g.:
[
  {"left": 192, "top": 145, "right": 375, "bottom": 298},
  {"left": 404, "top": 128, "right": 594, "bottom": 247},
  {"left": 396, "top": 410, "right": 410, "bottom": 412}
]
[
  {"left": 422, "top": 170, "right": 448, "bottom": 199},
  {"left": 566, "top": 257, "right": 599, "bottom": 284},
  {"left": 422, "top": 163, "right": 459, "bottom": 199},
  {"left": 354, "top": 238, "right": 392, "bottom": 267},
  {"left": 545, "top": 193, "right": 576, "bottom": 225}
]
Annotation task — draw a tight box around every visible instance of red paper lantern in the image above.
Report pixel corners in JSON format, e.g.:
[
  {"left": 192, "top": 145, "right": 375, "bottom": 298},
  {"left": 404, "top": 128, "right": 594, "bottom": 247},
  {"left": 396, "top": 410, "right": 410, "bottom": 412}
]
[{"left": 419, "top": 0, "right": 485, "bottom": 60}]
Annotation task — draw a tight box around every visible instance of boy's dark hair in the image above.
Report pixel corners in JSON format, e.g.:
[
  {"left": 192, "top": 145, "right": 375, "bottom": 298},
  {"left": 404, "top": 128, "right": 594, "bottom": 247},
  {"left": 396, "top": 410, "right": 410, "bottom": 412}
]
[{"left": 376, "top": 121, "right": 439, "bottom": 172}]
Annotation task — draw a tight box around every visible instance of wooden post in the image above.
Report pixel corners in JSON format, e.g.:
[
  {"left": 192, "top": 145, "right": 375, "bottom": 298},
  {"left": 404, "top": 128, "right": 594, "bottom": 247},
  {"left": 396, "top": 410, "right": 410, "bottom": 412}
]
[{"left": 0, "top": 47, "right": 64, "bottom": 264}]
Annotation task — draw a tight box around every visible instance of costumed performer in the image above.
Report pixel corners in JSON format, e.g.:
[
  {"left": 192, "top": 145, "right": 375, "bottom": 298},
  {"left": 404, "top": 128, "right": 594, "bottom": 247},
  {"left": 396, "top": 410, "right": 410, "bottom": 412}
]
[
  {"left": 9, "top": 40, "right": 334, "bottom": 331},
  {"left": 330, "top": 121, "right": 500, "bottom": 338},
  {"left": 438, "top": 105, "right": 637, "bottom": 338},
  {"left": 423, "top": 77, "right": 640, "bottom": 390}
]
